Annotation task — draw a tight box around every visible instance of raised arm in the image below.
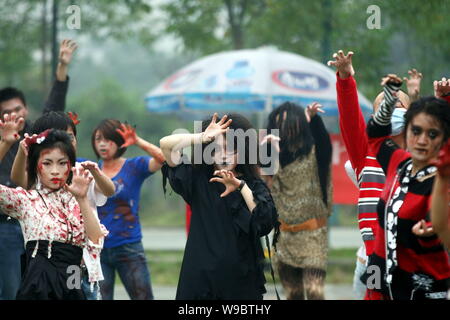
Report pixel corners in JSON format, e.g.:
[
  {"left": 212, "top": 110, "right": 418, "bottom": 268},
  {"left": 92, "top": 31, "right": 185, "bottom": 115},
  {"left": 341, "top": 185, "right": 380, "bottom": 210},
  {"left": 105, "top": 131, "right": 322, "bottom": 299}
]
[
  {"left": 79, "top": 161, "right": 115, "bottom": 197},
  {"left": 159, "top": 113, "right": 232, "bottom": 167},
  {"left": 328, "top": 50, "right": 368, "bottom": 176},
  {"left": 43, "top": 39, "right": 78, "bottom": 114},
  {"left": 431, "top": 140, "right": 450, "bottom": 248},
  {"left": 116, "top": 123, "right": 166, "bottom": 172},
  {"left": 434, "top": 77, "right": 450, "bottom": 104},
  {"left": 0, "top": 113, "right": 23, "bottom": 162},
  {"left": 66, "top": 167, "right": 104, "bottom": 244},
  {"left": 404, "top": 68, "right": 423, "bottom": 103}
]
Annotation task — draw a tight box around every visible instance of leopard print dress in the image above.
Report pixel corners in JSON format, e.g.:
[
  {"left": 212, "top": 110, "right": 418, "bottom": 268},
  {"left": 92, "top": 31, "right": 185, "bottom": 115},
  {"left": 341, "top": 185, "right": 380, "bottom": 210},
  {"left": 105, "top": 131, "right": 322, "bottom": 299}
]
[{"left": 271, "top": 146, "right": 332, "bottom": 271}]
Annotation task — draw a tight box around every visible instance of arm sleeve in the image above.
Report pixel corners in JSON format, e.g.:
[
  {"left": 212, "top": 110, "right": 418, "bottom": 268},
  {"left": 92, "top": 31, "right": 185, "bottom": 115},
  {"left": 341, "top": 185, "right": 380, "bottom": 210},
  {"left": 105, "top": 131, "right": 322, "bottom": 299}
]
[
  {"left": 43, "top": 77, "right": 70, "bottom": 114},
  {"left": 310, "top": 115, "right": 332, "bottom": 205},
  {"left": 227, "top": 179, "right": 278, "bottom": 238},
  {"left": 0, "top": 186, "right": 29, "bottom": 220},
  {"left": 336, "top": 73, "right": 368, "bottom": 176},
  {"left": 133, "top": 156, "right": 153, "bottom": 179},
  {"left": 161, "top": 159, "right": 194, "bottom": 204}
]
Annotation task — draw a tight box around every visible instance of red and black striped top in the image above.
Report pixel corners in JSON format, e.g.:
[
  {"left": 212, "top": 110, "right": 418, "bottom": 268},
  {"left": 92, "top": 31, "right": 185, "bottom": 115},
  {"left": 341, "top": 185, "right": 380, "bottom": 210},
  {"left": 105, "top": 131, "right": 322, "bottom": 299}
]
[{"left": 365, "top": 118, "right": 450, "bottom": 299}]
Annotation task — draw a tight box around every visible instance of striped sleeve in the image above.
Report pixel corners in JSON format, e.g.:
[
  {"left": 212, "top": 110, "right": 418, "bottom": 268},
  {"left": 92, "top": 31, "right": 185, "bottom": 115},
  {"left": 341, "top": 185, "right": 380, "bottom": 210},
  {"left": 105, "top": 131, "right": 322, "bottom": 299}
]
[{"left": 372, "top": 82, "right": 402, "bottom": 127}]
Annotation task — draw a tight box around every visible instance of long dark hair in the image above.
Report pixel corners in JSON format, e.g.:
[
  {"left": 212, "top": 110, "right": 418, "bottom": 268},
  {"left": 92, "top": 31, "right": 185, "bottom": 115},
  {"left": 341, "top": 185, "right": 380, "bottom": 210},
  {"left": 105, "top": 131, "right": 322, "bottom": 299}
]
[
  {"left": 267, "top": 101, "right": 314, "bottom": 167},
  {"left": 194, "top": 113, "right": 261, "bottom": 180},
  {"left": 404, "top": 96, "right": 450, "bottom": 142},
  {"left": 27, "top": 129, "right": 76, "bottom": 189}
]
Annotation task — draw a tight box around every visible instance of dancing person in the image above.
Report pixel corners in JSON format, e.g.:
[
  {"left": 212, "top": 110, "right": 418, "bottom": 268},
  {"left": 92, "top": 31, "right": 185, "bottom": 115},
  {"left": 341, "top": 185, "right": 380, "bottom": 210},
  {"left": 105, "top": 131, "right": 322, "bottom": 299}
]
[
  {"left": 0, "top": 121, "right": 106, "bottom": 299},
  {"left": 261, "top": 102, "right": 332, "bottom": 300},
  {"left": 9, "top": 111, "right": 115, "bottom": 299},
  {"left": 363, "top": 75, "right": 450, "bottom": 300},
  {"left": 92, "top": 119, "right": 164, "bottom": 300},
  {"left": 159, "top": 113, "right": 278, "bottom": 300},
  {"left": 0, "top": 39, "right": 77, "bottom": 300},
  {"left": 327, "top": 50, "right": 420, "bottom": 299}
]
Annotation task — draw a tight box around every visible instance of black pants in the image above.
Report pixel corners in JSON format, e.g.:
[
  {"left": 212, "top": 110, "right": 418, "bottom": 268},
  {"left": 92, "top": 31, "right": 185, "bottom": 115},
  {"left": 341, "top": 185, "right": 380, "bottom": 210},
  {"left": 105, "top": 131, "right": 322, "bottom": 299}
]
[{"left": 16, "top": 240, "right": 86, "bottom": 300}]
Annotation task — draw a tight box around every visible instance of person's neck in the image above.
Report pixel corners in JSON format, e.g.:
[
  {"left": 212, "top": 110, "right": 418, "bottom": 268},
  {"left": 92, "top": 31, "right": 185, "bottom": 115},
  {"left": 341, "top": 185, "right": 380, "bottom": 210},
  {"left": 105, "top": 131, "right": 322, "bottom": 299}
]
[
  {"left": 411, "top": 159, "right": 429, "bottom": 176},
  {"left": 102, "top": 157, "right": 125, "bottom": 168}
]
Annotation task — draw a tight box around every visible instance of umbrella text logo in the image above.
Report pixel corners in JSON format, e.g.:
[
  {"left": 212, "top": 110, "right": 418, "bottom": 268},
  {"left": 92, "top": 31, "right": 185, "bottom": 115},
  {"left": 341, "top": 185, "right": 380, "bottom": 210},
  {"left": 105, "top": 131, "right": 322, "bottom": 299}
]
[{"left": 272, "top": 71, "right": 328, "bottom": 92}]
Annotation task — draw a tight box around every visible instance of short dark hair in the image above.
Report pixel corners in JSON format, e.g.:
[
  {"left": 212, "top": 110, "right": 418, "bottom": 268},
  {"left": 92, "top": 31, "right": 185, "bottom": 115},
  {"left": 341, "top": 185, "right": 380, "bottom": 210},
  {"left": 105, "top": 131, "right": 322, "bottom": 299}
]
[
  {"left": 404, "top": 96, "right": 450, "bottom": 141},
  {"left": 91, "top": 119, "right": 126, "bottom": 159},
  {"left": 0, "top": 87, "right": 27, "bottom": 111},
  {"left": 32, "top": 111, "right": 77, "bottom": 137},
  {"left": 27, "top": 129, "right": 76, "bottom": 189}
]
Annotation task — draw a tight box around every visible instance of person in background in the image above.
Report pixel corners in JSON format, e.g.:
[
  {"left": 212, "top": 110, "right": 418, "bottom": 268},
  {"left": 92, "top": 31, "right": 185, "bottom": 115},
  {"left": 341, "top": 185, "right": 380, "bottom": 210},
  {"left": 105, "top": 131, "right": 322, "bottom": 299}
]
[
  {"left": 92, "top": 119, "right": 164, "bottom": 300},
  {"left": 262, "top": 102, "right": 332, "bottom": 300}
]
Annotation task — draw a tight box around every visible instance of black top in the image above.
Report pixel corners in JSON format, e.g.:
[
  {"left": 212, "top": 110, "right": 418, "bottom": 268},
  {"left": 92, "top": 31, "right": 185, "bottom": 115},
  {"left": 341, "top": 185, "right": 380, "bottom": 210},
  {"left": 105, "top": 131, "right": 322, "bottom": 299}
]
[
  {"left": 0, "top": 78, "right": 69, "bottom": 218},
  {"left": 162, "top": 162, "right": 278, "bottom": 300}
]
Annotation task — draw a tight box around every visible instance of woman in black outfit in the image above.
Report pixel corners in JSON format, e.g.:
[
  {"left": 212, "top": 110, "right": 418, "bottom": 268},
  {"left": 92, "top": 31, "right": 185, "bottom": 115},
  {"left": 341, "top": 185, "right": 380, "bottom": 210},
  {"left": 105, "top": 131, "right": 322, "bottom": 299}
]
[{"left": 160, "top": 113, "right": 278, "bottom": 300}]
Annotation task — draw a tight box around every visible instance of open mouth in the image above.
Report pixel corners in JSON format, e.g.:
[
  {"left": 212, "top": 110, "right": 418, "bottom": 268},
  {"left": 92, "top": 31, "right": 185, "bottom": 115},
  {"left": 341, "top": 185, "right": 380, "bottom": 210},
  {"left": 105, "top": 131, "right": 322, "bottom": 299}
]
[{"left": 415, "top": 148, "right": 428, "bottom": 154}]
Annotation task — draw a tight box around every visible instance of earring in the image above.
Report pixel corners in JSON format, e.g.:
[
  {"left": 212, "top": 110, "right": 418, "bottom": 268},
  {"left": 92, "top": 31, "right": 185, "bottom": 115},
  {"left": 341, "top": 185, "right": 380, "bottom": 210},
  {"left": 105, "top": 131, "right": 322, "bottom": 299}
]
[{"left": 36, "top": 175, "right": 42, "bottom": 190}]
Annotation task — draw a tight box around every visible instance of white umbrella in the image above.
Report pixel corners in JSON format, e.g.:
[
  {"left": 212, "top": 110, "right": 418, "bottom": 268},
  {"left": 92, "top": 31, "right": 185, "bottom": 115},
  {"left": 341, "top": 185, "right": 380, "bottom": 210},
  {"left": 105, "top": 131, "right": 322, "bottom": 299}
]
[{"left": 145, "top": 46, "right": 372, "bottom": 132}]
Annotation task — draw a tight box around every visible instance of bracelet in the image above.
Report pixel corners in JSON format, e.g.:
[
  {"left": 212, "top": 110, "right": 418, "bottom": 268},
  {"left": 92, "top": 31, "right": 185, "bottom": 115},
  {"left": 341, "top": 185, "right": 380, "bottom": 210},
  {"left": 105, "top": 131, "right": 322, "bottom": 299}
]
[{"left": 237, "top": 179, "right": 246, "bottom": 191}]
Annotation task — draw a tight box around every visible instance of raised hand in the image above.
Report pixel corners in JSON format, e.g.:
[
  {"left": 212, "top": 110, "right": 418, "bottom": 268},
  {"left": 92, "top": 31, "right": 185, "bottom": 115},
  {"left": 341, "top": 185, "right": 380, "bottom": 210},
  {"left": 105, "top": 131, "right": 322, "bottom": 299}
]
[
  {"left": 403, "top": 69, "right": 422, "bottom": 101},
  {"left": 209, "top": 169, "right": 241, "bottom": 197},
  {"left": 65, "top": 167, "right": 93, "bottom": 199},
  {"left": 327, "top": 50, "right": 355, "bottom": 79},
  {"left": 67, "top": 111, "right": 80, "bottom": 125},
  {"left": 0, "top": 113, "right": 24, "bottom": 144},
  {"left": 305, "top": 102, "right": 325, "bottom": 122},
  {"left": 80, "top": 161, "right": 100, "bottom": 174},
  {"left": 202, "top": 113, "right": 233, "bottom": 143},
  {"left": 434, "top": 77, "right": 450, "bottom": 99},
  {"left": 380, "top": 74, "right": 403, "bottom": 87},
  {"left": 260, "top": 134, "right": 281, "bottom": 153},
  {"left": 412, "top": 219, "right": 435, "bottom": 237},
  {"left": 59, "top": 39, "right": 78, "bottom": 66},
  {"left": 116, "top": 123, "right": 138, "bottom": 148},
  {"left": 431, "top": 139, "right": 450, "bottom": 178}
]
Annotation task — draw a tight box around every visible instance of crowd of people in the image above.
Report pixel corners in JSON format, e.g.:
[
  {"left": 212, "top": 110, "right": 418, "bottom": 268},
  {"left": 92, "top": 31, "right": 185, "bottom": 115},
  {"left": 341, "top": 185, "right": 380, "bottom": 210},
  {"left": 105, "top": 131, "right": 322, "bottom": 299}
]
[{"left": 0, "top": 40, "right": 449, "bottom": 300}]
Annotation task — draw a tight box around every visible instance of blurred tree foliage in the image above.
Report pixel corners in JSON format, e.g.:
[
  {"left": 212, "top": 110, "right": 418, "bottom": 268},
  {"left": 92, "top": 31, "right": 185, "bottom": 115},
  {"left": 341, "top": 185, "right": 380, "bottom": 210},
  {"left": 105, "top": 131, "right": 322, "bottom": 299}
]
[{"left": 160, "top": 0, "right": 449, "bottom": 99}]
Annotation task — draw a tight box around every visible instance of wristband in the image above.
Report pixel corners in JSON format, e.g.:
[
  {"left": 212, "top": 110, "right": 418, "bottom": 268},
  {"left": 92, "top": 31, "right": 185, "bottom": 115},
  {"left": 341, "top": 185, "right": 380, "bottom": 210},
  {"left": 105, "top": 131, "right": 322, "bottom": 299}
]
[{"left": 237, "top": 179, "right": 246, "bottom": 191}]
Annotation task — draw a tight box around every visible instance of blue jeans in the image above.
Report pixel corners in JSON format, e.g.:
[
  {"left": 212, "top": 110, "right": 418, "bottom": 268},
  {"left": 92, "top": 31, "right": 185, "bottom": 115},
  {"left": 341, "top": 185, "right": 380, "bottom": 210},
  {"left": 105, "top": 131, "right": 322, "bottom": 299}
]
[
  {"left": 100, "top": 241, "right": 154, "bottom": 300},
  {"left": 81, "top": 270, "right": 101, "bottom": 300},
  {"left": 0, "top": 219, "right": 25, "bottom": 300}
]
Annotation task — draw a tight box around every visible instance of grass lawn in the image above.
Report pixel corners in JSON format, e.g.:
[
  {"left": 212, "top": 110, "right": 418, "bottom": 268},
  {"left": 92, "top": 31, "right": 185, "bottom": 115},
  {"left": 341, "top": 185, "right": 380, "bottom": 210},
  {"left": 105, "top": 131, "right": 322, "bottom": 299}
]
[{"left": 115, "top": 248, "right": 358, "bottom": 287}]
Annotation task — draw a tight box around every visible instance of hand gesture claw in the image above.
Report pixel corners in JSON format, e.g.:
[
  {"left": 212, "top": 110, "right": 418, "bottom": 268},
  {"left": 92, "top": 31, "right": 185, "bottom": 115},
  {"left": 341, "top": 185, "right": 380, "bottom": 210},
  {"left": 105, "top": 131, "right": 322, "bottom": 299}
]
[
  {"left": 116, "top": 123, "right": 138, "bottom": 148},
  {"left": 59, "top": 39, "right": 78, "bottom": 66},
  {"left": 0, "top": 112, "right": 24, "bottom": 144},
  {"left": 209, "top": 169, "right": 241, "bottom": 197},
  {"left": 434, "top": 77, "right": 450, "bottom": 99},
  {"left": 202, "top": 113, "right": 233, "bottom": 143},
  {"left": 305, "top": 102, "right": 325, "bottom": 122},
  {"left": 327, "top": 50, "right": 355, "bottom": 79}
]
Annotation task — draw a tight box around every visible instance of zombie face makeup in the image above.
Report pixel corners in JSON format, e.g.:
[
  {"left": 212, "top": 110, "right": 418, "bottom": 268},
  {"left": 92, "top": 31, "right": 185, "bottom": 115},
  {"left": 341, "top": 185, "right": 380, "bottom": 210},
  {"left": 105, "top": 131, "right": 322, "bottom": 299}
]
[
  {"left": 213, "top": 134, "right": 238, "bottom": 172},
  {"left": 37, "top": 148, "right": 71, "bottom": 190},
  {"left": 94, "top": 130, "right": 119, "bottom": 160},
  {"left": 406, "top": 112, "right": 444, "bottom": 169}
]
